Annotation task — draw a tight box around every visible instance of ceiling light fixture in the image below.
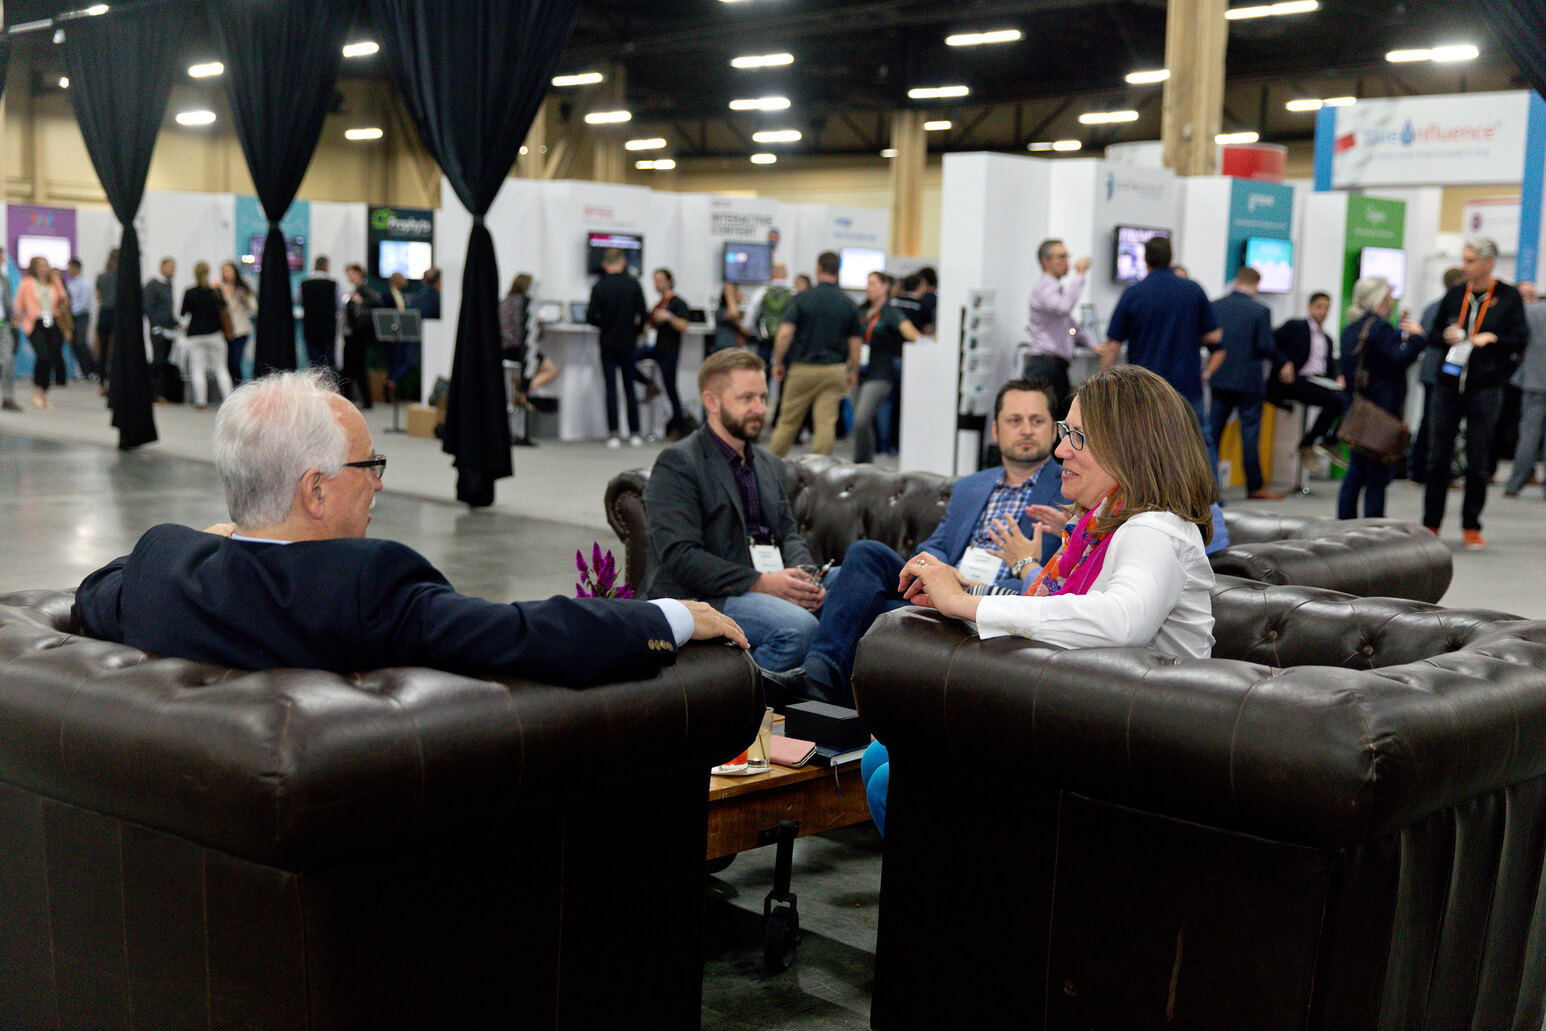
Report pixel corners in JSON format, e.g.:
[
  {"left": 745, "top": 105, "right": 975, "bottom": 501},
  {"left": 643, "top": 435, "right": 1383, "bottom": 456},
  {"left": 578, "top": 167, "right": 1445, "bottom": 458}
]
[
  {"left": 625, "top": 138, "right": 667, "bottom": 151},
  {"left": 85, "top": 3, "right": 109, "bottom": 14},
  {"left": 188, "top": 62, "right": 224, "bottom": 78},
  {"left": 908, "top": 85, "right": 970, "bottom": 100},
  {"left": 635, "top": 159, "right": 677, "bottom": 170},
  {"left": 345, "top": 127, "right": 384, "bottom": 141},
  {"left": 552, "top": 71, "right": 605, "bottom": 87},
  {"left": 1125, "top": 69, "right": 1170, "bottom": 85},
  {"left": 1387, "top": 44, "right": 1479, "bottom": 63},
  {"left": 731, "top": 53, "right": 795, "bottom": 69},
  {"left": 1027, "top": 140, "right": 1083, "bottom": 152},
  {"left": 585, "top": 110, "right": 633, "bottom": 125},
  {"left": 1078, "top": 110, "right": 1140, "bottom": 124},
  {"left": 750, "top": 153, "right": 777, "bottom": 164},
  {"left": 342, "top": 41, "right": 379, "bottom": 58},
  {"left": 880, "top": 148, "right": 898, "bottom": 157},
  {"left": 176, "top": 110, "right": 217, "bottom": 127},
  {"left": 1225, "top": 0, "right": 1318, "bottom": 20},
  {"left": 1216, "top": 131, "right": 1261, "bottom": 144},
  {"left": 923, "top": 120, "right": 952, "bottom": 131},
  {"left": 729, "top": 96, "right": 792, "bottom": 111},
  {"left": 944, "top": 29, "right": 1022, "bottom": 47},
  {"left": 58, "top": 76, "right": 69, "bottom": 89},
  {"left": 752, "top": 129, "right": 801, "bottom": 143}
]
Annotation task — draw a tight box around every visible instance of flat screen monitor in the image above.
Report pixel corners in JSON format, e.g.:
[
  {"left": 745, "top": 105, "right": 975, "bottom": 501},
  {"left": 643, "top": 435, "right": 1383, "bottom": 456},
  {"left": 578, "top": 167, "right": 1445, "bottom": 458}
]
[
  {"left": 1112, "top": 225, "right": 1171, "bottom": 283},
  {"left": 1242, "top": 237, "right": 1295, "bottom": 294},
  {"left": 244, "top": 233, "right": 306, "bottom": 273},
  {"left": 378, "top": 240, "right": 433, "bottom": 280},
  {"left": 537, "top": 300, "right": 565, "bottom": 323},
  {"left": 587, "top": 231, "right": 644, "bottom": 276},
  {"left": 569, "top": 301, "right": 590, "bottom": 324},
  {"left": 1359, "top": 246, "right": 1407, "bottom": 299},
  {"left": 724, "top": 241, "right": 774, "bottom": 285},
  {"left": 838, "top": 247, "right": 887, "bottom": 290},
  {"left": 17, "top": 235, "right": 72, "bottom": 271}
]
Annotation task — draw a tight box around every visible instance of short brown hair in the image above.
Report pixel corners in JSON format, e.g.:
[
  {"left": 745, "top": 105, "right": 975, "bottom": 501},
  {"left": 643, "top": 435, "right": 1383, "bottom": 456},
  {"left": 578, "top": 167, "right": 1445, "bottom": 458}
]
[
  {"left": 816, "top": 251, "right": 840, "bottom": 276},
  {"left": 698, "top": 347, "right": 765, "bottom": 395},
  {"left": 1235, "top": 266, "right": 1262, "bottom": 287},
  {"left": 1073, "top": 365, "right": 1214, "bottom": 544}
]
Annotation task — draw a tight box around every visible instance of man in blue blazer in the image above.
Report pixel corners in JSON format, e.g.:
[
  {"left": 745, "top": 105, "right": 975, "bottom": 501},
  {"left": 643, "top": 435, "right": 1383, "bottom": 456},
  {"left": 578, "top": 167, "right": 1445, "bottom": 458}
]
[
  {"left": 1208, "top": 268, "right": 1293, "bottom": 500},
  {"left": 766, "top": 379, "right": 1067, "bottom": 707},
  {"left": 74, "top": 370, "right": 746, "bottom": 685}
]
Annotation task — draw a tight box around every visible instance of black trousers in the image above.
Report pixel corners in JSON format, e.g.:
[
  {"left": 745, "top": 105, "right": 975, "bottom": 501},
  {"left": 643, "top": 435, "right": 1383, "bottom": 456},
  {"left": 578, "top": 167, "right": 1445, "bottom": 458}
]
[
  {"left": 1423, "top": 381, "right": 1503, "bottom": 531},
  {"left": 29, "top": 323, "right": 65, "bottom": 391},
  {"left": 150, "top": 327, "right": 179, "bottom": 401},
  {"left": 1275, "top": 378, "right": 1342, "bottom": 448},
  {"left": 305, "top": 330, "right": 336, "bottom": 371},
  {"left": 1410, "top": 383, "right": 1435, "bottom": 482},
  {"left": 341, "top": 333, "right": 372, "bottom": 408},
  {"left": 601, "top": 348, "right": 641, "bottom": 435},
  {"left": 69, "top": 313, "right": 96, "bottom": 379},
  {"left": 97, "top": 309, "right": 115, "bottom": 391},
  {"left": 1023, "top": 354, "right": 1072, "bottom": 418},
  {"left": 633, "top": 344, "right": 683, "bottom": 427}
]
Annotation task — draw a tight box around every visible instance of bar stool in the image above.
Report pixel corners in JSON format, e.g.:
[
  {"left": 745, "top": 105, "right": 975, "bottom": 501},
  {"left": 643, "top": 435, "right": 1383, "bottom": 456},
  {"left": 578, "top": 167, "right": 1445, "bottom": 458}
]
[{"left": 503, "top": 359, "right": 537, "bottom": 447}]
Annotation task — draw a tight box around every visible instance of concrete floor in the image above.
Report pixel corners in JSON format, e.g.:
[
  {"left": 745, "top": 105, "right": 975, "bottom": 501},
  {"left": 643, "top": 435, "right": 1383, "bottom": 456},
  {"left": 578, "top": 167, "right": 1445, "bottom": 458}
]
[{"left": 3, "top": 380, "right": 1545, "bottom": 1029}]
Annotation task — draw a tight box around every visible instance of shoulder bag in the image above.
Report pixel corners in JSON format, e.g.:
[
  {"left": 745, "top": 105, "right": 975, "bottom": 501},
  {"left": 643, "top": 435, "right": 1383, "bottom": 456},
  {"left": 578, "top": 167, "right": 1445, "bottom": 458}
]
[{"left": 1336, "top": 316, "right": 1410, "bottom": 464}]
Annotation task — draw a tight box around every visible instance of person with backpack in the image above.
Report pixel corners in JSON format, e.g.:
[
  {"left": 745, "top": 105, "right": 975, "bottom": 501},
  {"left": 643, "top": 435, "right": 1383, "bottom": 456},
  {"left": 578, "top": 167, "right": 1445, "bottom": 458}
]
[{"left": 741, "top": 260, "right": 793, "bottom": 369}]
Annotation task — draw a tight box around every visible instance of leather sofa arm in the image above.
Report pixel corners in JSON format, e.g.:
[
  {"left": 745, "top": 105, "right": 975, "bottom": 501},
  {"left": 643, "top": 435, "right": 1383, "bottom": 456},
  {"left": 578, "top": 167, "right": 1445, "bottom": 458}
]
[
  {"left": 0, "top": 592, "right": 762, "bottom": 870},
  {"left": 852, "top": 604, "right": 1546, "bottom": 850},
  {"left": 1210, "top": 521, "right": 1452, "bottom": 602},
  {"left": 604, "top": 468, "right": 652, "bottom": 592}
]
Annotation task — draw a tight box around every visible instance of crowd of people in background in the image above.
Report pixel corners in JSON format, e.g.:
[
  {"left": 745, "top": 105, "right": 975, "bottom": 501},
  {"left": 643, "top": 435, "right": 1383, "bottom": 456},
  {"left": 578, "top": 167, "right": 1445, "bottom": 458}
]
[{"left": 0, "top": 249, "right": 438, "bottom": 415}]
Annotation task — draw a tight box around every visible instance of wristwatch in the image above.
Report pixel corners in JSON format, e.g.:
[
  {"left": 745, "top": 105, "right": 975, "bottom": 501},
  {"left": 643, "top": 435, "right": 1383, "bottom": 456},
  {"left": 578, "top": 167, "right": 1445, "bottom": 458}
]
[{"left": 1010, "top": 557, "right": 1034, "bottom": 578}]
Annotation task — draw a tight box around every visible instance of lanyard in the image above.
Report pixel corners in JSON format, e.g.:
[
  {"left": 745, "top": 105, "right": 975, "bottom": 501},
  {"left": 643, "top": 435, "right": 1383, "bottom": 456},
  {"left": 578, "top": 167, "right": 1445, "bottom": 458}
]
[
  {"left": 1458, "top": 282, "right": 1496, "bottom": 338},
  {"left": 863, "top": 305, "right": 882, "bottom": 344}
]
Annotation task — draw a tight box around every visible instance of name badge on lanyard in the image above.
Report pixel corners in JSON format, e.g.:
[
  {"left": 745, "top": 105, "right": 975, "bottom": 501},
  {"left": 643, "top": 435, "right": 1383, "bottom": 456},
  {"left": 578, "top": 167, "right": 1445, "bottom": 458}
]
[
  {"left": 749, "top": 539, "right": 785, "bottom": 574},
  {"left": 957, "top": 546, "right": 1004, "bottom": 584}
]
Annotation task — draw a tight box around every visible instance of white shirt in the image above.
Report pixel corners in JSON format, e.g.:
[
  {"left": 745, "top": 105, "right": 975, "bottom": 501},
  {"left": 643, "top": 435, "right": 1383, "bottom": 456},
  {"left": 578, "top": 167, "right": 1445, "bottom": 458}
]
[
  {"left": 1302, "top": 317, "right": 1331, "bottom": 377},
  {"left": 973, "top": 511, "right": 1215, "bottom": 659}
]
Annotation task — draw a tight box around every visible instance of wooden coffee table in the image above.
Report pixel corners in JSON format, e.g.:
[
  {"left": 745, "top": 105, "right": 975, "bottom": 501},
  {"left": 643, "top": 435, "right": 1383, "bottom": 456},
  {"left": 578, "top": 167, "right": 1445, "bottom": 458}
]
[{"left": 705, "top": 735, "right": 873, "bottom": 970}]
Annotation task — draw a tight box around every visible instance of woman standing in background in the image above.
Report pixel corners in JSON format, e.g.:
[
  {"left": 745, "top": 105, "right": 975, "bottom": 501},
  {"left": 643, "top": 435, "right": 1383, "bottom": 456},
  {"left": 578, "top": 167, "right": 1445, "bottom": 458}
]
[
  {"left": 14, "top": 257, "right": 69, "bottom": 409},
  {"left": 180, "top": 261, "right": 233, "bottom": 409},
  {"left": 220, "top": 261, "right": 256, "bottom": 386}
]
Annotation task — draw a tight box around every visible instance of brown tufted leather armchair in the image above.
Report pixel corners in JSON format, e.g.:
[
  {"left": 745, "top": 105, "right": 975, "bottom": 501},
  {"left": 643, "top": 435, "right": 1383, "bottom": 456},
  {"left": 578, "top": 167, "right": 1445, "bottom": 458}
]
[
  {"left": 606, "top": 456, "right": 1453, "bottom": 602},
  {"left": 853, "top": 577, "right": 1546, "bottom": 1029},
  {"left": 0, "top": 590, "right": 762, "bottom": 1031}
]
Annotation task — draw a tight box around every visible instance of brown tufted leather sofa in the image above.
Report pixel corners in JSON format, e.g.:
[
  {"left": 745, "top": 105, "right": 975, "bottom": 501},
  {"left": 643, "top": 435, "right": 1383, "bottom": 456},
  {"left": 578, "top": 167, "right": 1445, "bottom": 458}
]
[
  {"left": 606, "top": 455, "right": 1453, "bottom": 602},
  {"left": 853, "top": 578, "right": 1546, "bottom": 1030},
  {"left": 0, "top": 589, "right": 762, "bottom": 1031}
]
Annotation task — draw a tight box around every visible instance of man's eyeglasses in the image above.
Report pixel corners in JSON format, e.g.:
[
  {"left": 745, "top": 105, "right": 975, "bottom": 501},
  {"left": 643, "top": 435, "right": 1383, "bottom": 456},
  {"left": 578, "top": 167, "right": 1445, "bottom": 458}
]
[
  {"left": 343, "top": 453, "right": 387, "bottom": 478},
  {"left": 1055, "top": 422, "right": 1086, "bottom": 451}
]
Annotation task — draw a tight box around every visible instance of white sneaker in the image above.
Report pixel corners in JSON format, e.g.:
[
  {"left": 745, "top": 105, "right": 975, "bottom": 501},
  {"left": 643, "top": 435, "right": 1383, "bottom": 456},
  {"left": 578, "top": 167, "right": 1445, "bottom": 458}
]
[
  {"left": 606, "top": 436, "right": 622, "bottom": 449},
  {"left": 629, "top": 435, "right": 644, "bottom": 447}
]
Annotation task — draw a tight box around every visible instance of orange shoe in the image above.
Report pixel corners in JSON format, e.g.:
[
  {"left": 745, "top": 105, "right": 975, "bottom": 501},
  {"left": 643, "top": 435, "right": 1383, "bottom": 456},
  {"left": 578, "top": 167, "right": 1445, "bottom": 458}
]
[
  {"left": 1462, "top": 529, "right": 1486, "bottom": 550},
  {"left": 1424, "top": 526, "right": 1439, "bottom": 536}
]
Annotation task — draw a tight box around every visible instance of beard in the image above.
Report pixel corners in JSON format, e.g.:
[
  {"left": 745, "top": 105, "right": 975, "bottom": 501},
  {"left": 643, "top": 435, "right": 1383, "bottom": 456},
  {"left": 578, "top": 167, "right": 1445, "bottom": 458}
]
[
  {"left": 722, "top": 410, "right": 764, "bottom": 443},
  {"left": 1001, "top": 437, "right": 1051, "bottom": 466}
]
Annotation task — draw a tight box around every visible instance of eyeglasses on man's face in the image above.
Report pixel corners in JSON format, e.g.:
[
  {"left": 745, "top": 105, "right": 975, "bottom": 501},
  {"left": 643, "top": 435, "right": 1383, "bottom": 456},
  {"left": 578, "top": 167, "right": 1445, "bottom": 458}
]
[
  {"left": 343, "top": 453, "right": 387, "bottom": 478},
  {"left": 1055, "top": 422, "right": 1086, "bottom": 451}
]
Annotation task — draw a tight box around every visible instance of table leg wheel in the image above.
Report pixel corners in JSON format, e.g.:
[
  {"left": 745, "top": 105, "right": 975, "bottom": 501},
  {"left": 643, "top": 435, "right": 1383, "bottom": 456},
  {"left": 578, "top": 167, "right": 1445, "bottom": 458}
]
[{"left": 764, "top": 902, "right": 800, "bottom": 972}]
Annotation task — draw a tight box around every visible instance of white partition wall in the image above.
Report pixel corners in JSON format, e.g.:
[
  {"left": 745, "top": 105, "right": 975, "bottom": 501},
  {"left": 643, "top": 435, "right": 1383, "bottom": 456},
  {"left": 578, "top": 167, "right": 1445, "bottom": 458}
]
[
  {"left": 138, "top": 190, "right": 237, "bottom": 297},
  {"left": 308, "top": 201, "right": 368, "bottom": 275}
]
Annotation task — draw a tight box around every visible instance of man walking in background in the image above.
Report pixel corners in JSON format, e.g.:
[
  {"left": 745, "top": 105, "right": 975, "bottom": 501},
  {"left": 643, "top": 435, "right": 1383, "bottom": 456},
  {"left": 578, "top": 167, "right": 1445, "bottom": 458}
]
[
  {"left": 1209, "top": 267, "right": 1292, "bottom": 500},
  {"left": 300, "top": 257, "right": 339, "bottom": 373},
  {"left": 587, "top": 247, "right": 650, "bottom": 447},
  {"left": 144, "top": 257, "right": 180, "bottom": 403},
  {"left": 769, "top": 250, "right": 862, "bottom": 456},
  {"left": 66, "top": 258, "right": 97, "bottom": 383}
]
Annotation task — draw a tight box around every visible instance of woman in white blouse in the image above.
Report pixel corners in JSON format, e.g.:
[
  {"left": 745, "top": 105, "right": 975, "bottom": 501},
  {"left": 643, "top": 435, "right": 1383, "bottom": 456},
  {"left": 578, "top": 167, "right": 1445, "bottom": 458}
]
[{"left": 862, "top": 365, "right": 1217, "bottom": 832}]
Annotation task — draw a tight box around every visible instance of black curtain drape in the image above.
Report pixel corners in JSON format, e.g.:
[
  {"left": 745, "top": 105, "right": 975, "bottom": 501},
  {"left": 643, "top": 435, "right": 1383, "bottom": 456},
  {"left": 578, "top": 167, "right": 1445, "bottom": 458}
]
[
  {"left": 63, "top": 6, "right": 179, "bottom": 450},
  {"left": 376, "top": 0, "right": 582, "bottom": 507},
  {"left": 210, "top": 0, "right": 361, "bottom": 376},
  {"left": 1479, "top": 0, "right": 1546, "bottom": 98}
]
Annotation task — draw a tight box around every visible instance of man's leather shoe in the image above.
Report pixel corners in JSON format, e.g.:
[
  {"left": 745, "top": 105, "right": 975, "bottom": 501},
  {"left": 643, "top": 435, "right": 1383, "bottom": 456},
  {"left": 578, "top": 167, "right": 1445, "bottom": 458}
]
[
  {"left": 1246, "top": 488, "right": 1286, "bottom": 500},
  {"left": 757, "top": 666, "right": 820, "bottom": 713}
]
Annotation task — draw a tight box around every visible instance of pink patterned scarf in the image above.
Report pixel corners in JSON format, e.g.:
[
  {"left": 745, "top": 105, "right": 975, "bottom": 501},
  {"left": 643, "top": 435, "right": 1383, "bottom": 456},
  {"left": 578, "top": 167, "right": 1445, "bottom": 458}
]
[{"left": 1025, "top": 491, "right": 1120, "bottom": 597}]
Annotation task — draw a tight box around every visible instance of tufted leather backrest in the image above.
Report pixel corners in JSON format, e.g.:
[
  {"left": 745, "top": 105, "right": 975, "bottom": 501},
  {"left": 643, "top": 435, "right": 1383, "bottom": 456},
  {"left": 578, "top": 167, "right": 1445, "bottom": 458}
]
[
  {"left": 607, "top": 457, "right": 1452, "bottom": 601},
  {"left": 0, "top": 591, "right": 762, "bottom": 871}
]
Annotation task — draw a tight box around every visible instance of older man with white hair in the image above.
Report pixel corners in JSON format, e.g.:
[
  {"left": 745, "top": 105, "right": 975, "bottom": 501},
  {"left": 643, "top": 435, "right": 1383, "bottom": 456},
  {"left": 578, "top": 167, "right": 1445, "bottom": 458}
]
[
  {"left": 73, "top": 369, "right": 746, "bottom": 682},
  {"left": 1422, "top": 238, "right": 1529, "bottom": 548}
]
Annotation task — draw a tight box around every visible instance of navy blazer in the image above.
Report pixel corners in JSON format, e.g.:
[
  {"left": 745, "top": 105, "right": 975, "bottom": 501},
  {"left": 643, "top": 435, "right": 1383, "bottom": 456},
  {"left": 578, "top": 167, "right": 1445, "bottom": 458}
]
[
  {"left": 1340, "top": 315, "right": 1425, "bottom": 416},
  {"left": 1210, "top": 291, "right": 1284, "bottom": 396},
  {"left": 916, "top": 462, "right": 1066, "bottom": 591},
  {"left": 73, "top": 524, "right": 679, "bottom": 686},
  {"left": 643, "top": 429, "right": 815, "bottom": 607}
]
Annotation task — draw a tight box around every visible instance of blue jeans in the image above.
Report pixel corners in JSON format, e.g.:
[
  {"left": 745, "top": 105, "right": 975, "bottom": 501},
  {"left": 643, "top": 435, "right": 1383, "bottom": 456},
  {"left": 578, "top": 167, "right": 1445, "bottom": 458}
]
[
  {"left": 1209, "top": 388, "right": 1265, "bottom": 492},
  {"left": 722, "top": 591, "right": 819, "bottom": 672},
  {"left": 1191, "top": 394, "right": 1220, "bottom": 496},
  {"left": 803, "top": 540, "right": 910, "bottom": 706},
  {"left": 862, "top": 741, "right": 890, "bottom": 835},
  {"left": 1339, "top": 450, "right": 1394, "bottom": 519}
]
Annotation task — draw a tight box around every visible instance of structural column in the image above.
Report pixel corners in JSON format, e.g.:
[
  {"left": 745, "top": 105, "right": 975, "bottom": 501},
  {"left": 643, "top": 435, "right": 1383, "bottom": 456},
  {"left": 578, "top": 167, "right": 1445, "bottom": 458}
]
[
  {"left": 889, "top": 109, "right": 926, "bottom": 255},
  {"left": 1161, "top": 0, "right": 1228, "bottom": 176}
]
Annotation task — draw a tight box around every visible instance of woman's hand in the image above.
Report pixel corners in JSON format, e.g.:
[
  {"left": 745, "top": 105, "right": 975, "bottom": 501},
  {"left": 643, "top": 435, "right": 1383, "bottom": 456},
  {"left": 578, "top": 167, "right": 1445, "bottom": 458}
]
[
  {"left": 897, "top": 554, "right": 979, "bottom": 621},
  {"left": 1025, "top": 503, "right": 1067, "bottom": 537},
  {"left": 984, "top": 517, "right": 1042, "bottom": 571}
]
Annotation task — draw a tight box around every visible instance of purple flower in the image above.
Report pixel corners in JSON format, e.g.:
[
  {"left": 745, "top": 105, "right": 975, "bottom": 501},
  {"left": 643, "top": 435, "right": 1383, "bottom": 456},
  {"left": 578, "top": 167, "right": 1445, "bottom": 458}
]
[{"left": 575, "top": 549, "right": 587, "bottom": 575}]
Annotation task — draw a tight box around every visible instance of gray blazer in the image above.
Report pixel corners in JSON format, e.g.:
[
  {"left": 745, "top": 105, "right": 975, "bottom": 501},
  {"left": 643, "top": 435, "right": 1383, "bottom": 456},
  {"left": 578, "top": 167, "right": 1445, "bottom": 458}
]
[
  {"left": 1512, "top": 301, "right": 1546, "bottom": 392},
  {"left": 643, "top": 428, "right": 814, "bottom": 608}
]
